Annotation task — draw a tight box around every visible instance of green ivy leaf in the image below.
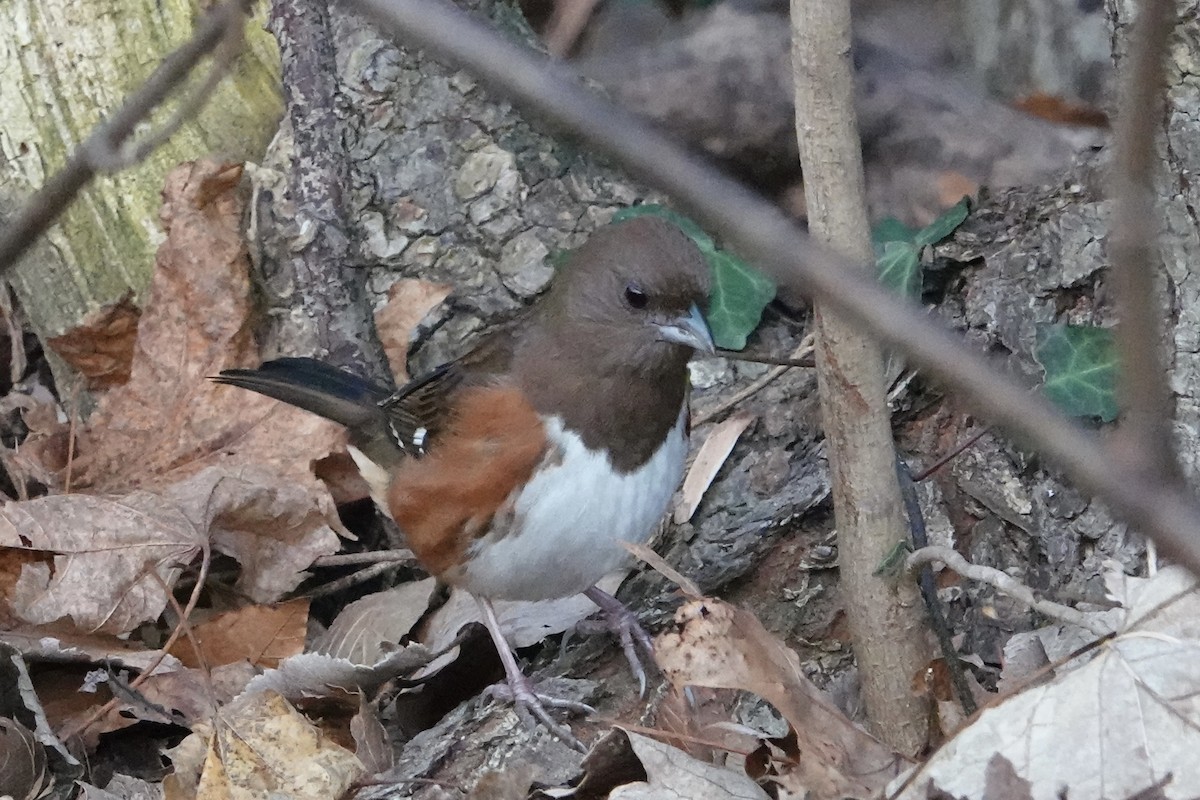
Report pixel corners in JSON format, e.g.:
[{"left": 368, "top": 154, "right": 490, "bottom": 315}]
[
  {"left": 614, "top": 204, "right": 775, "bottom": 350},
  {"left": 708, "top": 250, "right": 777, "bottom": 350},
  {"left": 876, "top": 240, "right": 922, "bottom": 300},
  {"left": 1034, "top": 324, "right": 1119, "bottom": 422},
  {"left": 872, "top": 217, "right": 920, "bottom": 248},
  {"left": 612, "top": 204, "right": 715, "bottom": 252},
  {"left": 914, "top": 197, "right": 970, "bottom": 248}
]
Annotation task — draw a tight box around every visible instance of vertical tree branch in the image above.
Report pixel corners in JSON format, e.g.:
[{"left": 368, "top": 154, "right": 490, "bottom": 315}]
[
  {"left": 1108, "top": 0, "right": 1180, "bottom": 484},
  {"left": 791, "top": 0, "right": 929, "bottom": 754}
]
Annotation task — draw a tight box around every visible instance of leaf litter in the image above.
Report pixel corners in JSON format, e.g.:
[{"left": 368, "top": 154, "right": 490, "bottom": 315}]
[{"left": 2, "top": 157, "right": 1193, "bottom": 800}]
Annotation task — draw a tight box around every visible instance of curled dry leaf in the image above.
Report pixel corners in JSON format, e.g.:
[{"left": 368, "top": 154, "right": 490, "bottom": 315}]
[
  {"left": 167, "top": 598, "right": 308, "bottom": 670},
  {"left": 46, "top": 292, "right": 141, "bottom": 390},
  {"left": 73, "top": 662, "right": 260, "bottom": 737},
  {"left": 375, "top": 278, "right": 453, "bottom": 383},
  {"left": 350, "top": 694, "right": 393, "bottom": 776},
  {"left": 77, "top": 774, "right": 161, "bottom": 800},
  {"left": 655, "top": 598, "right": 907, "bottom": 799},
  {"left": 0, "top": 629, "right": 181, "bottom": 674},
  {"left": 674, "top": 411, "right": 755, "bottom": 524},
  {"left": 162, "top": 689, "right": 363, "bottom": 800},
  {"left": 243, "top": 647, "right": 436, "bottom": 702},
  {"left": 894, "top": 566, "right": 1200, "bottom": 800},
  {"left": 0, "top": 492, "right": 203, "bottom": 634}
]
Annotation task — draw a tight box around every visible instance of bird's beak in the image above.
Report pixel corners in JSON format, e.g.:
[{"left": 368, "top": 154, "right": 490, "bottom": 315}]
[{"left": 656, "top": 303, "right": 716, "bottom": 354}]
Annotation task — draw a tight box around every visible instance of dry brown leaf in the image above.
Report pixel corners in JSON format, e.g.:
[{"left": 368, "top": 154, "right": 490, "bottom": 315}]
[
  {"left": 0, "top": 717, "right": 49, "bottom": 800},
  {"left": 656, "top": 598, "right": 907, "bottom": 799},
  {"left": 610, "top": 729, "right": 770, "bottom": 799},
  {"left": 164, "top": 466, "right": 341, "bottom": 603},
  {"left": 0, "top": 628, "right": 180, "bottom": 674},
  {"left": 350, "top": 694, "right": 393, "bottom": 775},
  {"left": 0, "top": 492, "right": 203, "bottom": 634},
  {"left": 46, "top": 292, "right": 141, "bottom": 390},
  {"left": 168, "top": 599, "right": 308, "bottom": 669},
  {"left": 421, "top": 572, "right": 627, "bottom": 654},
  {"left": 674, "top": 411, "right": 754, "bottom": 524},
  {"left": 243, "top": 646, "right": 436, "bottom": 701},
  {"left": 71, "top": 159, "right": 346, "bottom": 508},
  {"left": 164, "top": 690, "right": 362, "bottom": 800},
  {"left": 78, "top": 774, "right": 161, "bottom": 799},
  {"left": 893, "top": 566, "right": 1200, "bottom": 800},
  {"left": 314, "top": 578, "right": 438, "bottom": 665},
  {"left": 375, "top": 278, "right": 452, "bottom": 383},
  {"left": 53, "top": 662, "right": 257, "bottom": 744}
]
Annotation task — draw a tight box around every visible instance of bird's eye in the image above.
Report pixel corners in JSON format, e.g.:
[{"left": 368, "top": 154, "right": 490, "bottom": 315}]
[{"left": 624, "top": 283, "right": 648, "bottom": 309}]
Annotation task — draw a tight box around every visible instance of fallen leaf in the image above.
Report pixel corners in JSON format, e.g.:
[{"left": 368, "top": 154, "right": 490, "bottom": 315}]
[
  {"left": 54, "top": 661, "right": 258, "bottom": 745},
  {"left": 314, "top": 578, "right": 438, "bottom": 665},
  {"left": 610, "top": 729, "right": 770, "bottom": 799},
  {"left": 0, "top": 492, "right": 203, "bottom": 634},
  {"left": 674, "top": 411, "right": 754, "bottom": 523},
  {"left": 46, "top": 292, "right": 141, "bottom": 390},
  {"left": 0, "top": 628, "right": 182, "bottom": 674},
  {"left": 163, "top": 690, "right": 362, "bottom": 800},
  {"left": 167, "top": 598, "right": 308, "bottom": 669},
  {"left": 656, "top": 598, "right": 906, "bottom": 798},
  {"left": 164, "top": 466, "right": 342, "bottom": 603},
  {"left": 892, "top": 566, "right": 1200, "bottom": 800},
  {"left": 350, "top": 694, "right": 393, "bottom": 775},
  {"left": 375, "top": 278, "right": 452, "bottom": 383},
  {"left": 78, "top": 774, "right": 161, "bottom": 799},
  {"left": 0, "top": 717, "right": 48, "bottom": 800},
  {"left": 69, "top": 159, "right": 347, "bottom": 518},
  {"left": 420, "top": 571, "right": 627, "bottom": 653},
  {"left": 243, "top": 647, "right": 436, "bottom": 702}
]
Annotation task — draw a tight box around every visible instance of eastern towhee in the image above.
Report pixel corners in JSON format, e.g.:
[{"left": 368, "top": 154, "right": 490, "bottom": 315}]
[{"left": 215, "top": 216, "right": 714, "bottom": 748}]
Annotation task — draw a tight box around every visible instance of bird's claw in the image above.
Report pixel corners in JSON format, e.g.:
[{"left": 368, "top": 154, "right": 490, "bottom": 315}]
[
  {"left": 580, "top": 586, "right": 657, "bottom": 697},
  {"left": 484, "top": 678, "right": 594, "bottom": 752}
]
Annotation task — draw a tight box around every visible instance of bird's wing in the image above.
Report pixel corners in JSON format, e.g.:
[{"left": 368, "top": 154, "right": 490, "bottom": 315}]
[{"left": 380, "top": 313, "right": 526, "bottom": 456}]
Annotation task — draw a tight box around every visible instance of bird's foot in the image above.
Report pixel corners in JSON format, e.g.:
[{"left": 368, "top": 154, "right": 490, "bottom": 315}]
[
  {"left": 577, "top": 586, "right": 656, "bottom": 697},
  {"left": 476, "top": 595, "right": 593, "bottom": 752},
  {"left": 483, "top": 675, "right": 594, "bottom": 751}
]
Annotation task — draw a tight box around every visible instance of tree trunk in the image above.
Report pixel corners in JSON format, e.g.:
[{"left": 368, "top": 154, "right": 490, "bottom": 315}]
[{"left": 0, "top": 0, "right": 281, "bottom": 386}]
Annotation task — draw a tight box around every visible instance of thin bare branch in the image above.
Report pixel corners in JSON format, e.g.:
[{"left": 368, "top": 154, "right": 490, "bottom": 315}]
[
  {"left": 341, "top": 0, "right": 1200, "bottom": 577},
  {"left": 1108, "top": 0, "right": 1180, "bottom": 483},
  {"left": 0, "top": 0, "right": 253, "bottom": 273},
  {"left": 906, "top": 546, "right": 1113, "bottom": 637}
]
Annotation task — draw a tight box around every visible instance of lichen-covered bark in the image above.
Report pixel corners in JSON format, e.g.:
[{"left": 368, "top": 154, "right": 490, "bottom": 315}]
[{"left": 0, "top": 0, "right": 281, "bottom": 379}]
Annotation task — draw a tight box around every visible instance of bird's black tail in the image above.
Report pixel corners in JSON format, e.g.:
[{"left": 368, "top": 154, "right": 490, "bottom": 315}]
[{"left": 213, "top": 358, "right": 403, "bottom": 467}]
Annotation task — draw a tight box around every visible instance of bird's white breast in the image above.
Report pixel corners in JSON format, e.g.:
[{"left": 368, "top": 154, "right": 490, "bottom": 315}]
[{"left": 457, "top": 408, "right": 689, "bottom": 601}]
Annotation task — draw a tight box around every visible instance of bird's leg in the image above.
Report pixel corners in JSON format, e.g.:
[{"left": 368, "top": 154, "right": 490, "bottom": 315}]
[
  {"left": 578, "top": 586, "right": 656, "bottom": 697},
  {"left": 476, "top": 596, "right": 593, "bottom": 752}
]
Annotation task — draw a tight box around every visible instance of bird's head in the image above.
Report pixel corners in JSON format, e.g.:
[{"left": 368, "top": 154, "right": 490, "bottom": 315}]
[{"left": 542, "top": 216, "right": 715, "bottom": 367}]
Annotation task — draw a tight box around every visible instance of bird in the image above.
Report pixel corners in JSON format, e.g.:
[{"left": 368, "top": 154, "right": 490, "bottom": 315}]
[{"left": 214, "top": 216, "right": 714, "bottom": 748}]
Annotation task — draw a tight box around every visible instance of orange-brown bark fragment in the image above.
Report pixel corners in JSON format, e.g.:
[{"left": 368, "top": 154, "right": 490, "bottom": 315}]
[{"left": 387, "top": 385, "right": 548, "bottom": 577}]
